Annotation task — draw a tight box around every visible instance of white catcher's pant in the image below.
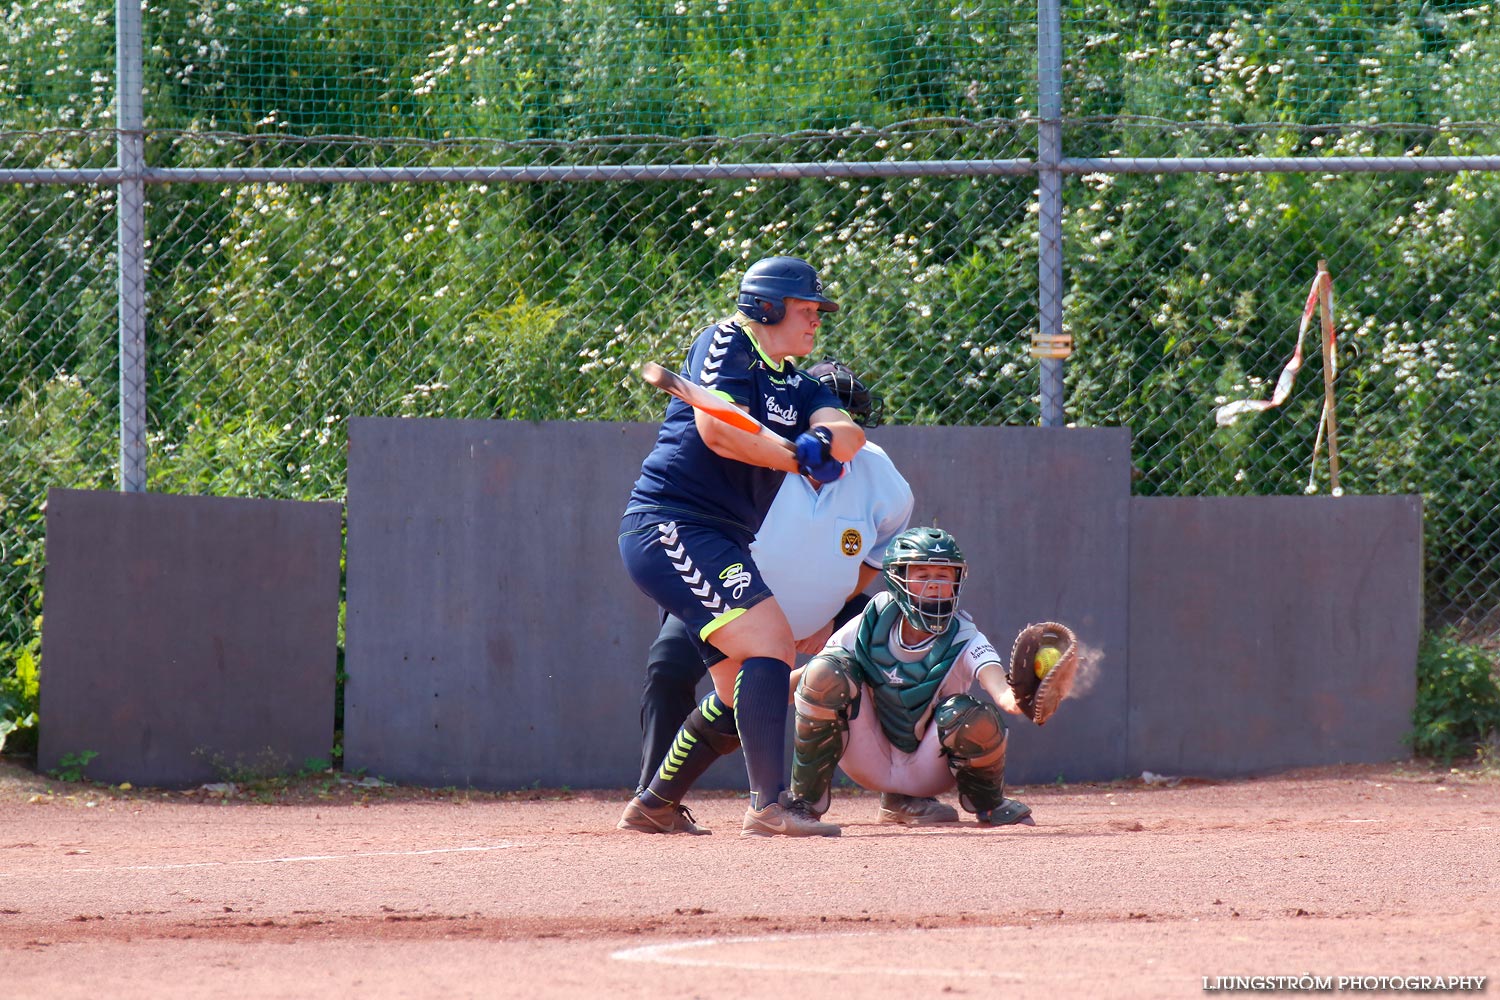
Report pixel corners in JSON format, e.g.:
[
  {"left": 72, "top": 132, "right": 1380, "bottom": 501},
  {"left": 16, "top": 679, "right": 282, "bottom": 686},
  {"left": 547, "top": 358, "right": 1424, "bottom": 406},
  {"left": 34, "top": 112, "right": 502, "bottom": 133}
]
[{"left": 836, "top": 674, "right": 972, "bottom": 799}]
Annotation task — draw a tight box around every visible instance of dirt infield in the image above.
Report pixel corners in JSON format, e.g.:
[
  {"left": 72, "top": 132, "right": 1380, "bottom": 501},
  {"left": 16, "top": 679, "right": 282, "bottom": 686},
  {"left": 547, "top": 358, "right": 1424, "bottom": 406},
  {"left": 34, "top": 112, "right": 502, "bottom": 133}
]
[{"left": 2, "top": 758, "right": 1497, "bottom": 999}]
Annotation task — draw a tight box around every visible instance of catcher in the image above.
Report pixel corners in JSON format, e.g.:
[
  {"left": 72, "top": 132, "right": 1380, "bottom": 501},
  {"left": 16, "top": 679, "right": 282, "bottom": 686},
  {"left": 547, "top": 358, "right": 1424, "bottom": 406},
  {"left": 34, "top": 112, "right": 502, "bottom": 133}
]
[{"left": 787, "top": 526, "right": 1079, "bottom": 829}]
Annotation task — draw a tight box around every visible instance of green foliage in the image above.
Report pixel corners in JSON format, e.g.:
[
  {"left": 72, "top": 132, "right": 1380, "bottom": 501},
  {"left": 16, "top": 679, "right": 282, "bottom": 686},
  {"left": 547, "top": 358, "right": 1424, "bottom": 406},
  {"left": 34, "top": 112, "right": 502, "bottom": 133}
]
[
  {"left": 0, "top": 0, "right": 115, "bottom": 132},
  {"left": 190, "top": 750, "right": 345, "bottom": 802},
  {"left": 1410, "top": 631, "right": 1500, "bottom": 762},
  {"left": 49, "top": 750, "right": 99, "bottom": 783},
  {"left": 0, "top": 583, "right": 43, "bottom": 759},
  {"left": 407, "top": 0, "right": 1033, "bottom": 139},
  {"left": 1065, "top": 0, "right": 1500, "bottom": 128},
  {"left": 192, "top": 745, "right": 296, "bottom": 785},
  {"left": 0, "top": 623, "right": 40, "bottom": 755}
]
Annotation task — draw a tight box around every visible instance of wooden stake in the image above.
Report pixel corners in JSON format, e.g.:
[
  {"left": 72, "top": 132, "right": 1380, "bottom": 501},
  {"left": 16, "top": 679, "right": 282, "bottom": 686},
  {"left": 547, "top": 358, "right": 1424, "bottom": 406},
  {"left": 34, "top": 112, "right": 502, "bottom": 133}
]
[{"left": 1316, "top": 260, "right": 1341, "bottom": 494}]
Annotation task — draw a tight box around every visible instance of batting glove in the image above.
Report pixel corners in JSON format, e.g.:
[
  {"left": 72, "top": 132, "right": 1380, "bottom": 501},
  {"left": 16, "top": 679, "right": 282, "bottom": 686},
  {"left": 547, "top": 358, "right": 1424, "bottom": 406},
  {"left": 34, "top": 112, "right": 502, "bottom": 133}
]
[{"left": 794, "top": 426, "right": 843, "bottom": 483}]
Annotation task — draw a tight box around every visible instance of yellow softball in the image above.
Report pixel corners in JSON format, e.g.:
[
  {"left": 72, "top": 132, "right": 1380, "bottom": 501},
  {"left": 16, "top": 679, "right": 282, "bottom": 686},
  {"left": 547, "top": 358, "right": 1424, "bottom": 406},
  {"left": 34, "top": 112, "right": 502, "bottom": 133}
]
[{"left": 1034, "top": 646, "right": 1062, "bottom": 678}]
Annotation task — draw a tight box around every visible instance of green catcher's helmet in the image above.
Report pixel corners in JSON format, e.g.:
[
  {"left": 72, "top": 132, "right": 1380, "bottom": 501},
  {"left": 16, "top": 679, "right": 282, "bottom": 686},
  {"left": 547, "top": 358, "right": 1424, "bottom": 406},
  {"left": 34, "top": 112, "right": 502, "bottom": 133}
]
[{"left": 881, "top": 527, "right": 967, "bottom": 634}]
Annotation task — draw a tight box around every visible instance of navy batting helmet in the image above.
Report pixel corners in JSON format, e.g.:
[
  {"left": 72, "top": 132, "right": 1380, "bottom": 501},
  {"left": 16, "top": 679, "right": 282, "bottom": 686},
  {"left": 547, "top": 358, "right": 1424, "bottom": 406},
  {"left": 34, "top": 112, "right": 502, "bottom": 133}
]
[
  {"left": 736, "top": 256, "right": 839, "bottom": 325},
  {"left": 806, "top": 357, "right": 883, "bottom": 428}
]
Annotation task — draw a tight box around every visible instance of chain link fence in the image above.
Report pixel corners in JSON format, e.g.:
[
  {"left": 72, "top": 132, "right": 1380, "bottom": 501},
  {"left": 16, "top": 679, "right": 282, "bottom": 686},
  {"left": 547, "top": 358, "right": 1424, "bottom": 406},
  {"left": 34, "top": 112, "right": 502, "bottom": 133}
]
[{"left": 6, "top": 0, "right": 1500, "bottom": 724}]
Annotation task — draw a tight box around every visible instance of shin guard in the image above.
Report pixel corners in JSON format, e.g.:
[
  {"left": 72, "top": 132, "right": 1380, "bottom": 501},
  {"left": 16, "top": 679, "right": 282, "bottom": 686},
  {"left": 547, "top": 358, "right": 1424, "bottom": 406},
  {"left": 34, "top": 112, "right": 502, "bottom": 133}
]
[
  {"left": 790, "top": 653, "right": 859, "bottom": 815},
  {"left": 935, "top": 694, "right": 1009, "bottom": 815}
]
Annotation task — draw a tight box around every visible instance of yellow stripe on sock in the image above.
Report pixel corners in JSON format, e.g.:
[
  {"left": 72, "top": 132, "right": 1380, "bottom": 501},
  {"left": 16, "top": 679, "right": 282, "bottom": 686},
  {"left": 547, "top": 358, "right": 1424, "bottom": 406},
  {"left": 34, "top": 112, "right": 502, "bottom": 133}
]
[{"left": 656, "top": 731, "right": 698, "bottom": 780}]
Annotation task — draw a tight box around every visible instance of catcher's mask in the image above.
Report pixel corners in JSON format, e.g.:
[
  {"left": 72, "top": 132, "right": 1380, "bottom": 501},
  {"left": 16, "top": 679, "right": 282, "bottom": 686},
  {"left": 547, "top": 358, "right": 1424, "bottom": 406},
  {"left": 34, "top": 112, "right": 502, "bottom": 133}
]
[
  {"left": 882, "top": 527, "right": 967, "bottom": 634},
  {"left": 736, "top": 256, "right": 839, "bottom": 325},
  {"left": 806, "top": 357, "right": 883, "bottom": 428}
]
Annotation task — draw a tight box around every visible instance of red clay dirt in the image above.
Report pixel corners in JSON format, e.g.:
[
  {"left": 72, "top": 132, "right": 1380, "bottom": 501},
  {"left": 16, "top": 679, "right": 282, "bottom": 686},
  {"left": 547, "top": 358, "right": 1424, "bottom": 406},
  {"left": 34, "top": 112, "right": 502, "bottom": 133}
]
[{"left": 1, "top": 758, "right": 1496, "bottom": 999}]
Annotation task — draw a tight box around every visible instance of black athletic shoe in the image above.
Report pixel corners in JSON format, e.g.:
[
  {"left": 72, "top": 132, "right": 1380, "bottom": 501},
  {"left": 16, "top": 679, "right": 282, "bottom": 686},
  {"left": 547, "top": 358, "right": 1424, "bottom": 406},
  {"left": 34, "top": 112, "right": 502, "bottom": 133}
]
[
  {"left": 877, "top": 793, "right": 960, "bottom": 825},
  {"left": 975, "top": 798, "right": 1034, "bottom": 827}
]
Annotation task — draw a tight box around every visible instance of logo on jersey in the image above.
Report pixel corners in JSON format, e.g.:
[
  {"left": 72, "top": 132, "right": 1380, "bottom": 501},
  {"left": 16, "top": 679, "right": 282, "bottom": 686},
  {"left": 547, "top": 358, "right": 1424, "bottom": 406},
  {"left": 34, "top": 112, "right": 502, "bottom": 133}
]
[
  {"left": 840, "top": 528, "right": 862, "bottom": 556},
  {"left": 718, "top": 562, "right": 753, "bottom": 600},
  {"left": 880, "top": 665, "right": 906, "bottom": 686},
  {"left": 763, "top": 396, "right": 798, "bottom": 427},
  {"left": 762, "top": 369, "right": 803, "bottom": 387}
]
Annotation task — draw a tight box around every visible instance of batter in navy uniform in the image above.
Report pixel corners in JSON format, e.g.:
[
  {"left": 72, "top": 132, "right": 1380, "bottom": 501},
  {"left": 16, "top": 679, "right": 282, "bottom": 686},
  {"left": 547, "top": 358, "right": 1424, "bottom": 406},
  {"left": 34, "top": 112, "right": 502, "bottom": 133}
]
[{"left": 618, "top": 256, "right": 864, "bottom": 837}]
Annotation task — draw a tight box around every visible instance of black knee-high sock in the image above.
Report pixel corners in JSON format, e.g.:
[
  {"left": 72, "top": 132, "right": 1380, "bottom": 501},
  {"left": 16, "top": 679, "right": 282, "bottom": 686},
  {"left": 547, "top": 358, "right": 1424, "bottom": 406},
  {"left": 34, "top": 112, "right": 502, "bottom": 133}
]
[
  {"left": 642, "top": 693, "right": 738, "bottom": 808},
  {"left": 735, "top": 656, "right": 792, "bottom": 811}
]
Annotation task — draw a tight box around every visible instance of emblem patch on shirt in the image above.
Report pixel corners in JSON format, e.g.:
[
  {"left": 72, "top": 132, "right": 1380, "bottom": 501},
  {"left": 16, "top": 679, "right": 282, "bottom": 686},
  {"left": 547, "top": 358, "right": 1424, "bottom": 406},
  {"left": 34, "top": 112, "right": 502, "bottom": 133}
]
[{"left": 840, "top": 528, "right": 862, "bottom": 556}]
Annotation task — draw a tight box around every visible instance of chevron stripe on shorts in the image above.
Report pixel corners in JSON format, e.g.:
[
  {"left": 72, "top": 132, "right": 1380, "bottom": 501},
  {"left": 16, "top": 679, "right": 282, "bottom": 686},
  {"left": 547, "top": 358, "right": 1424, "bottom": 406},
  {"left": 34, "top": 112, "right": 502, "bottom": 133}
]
[{"left": 657, "top": 521, "right": 725, "bottom": 614}]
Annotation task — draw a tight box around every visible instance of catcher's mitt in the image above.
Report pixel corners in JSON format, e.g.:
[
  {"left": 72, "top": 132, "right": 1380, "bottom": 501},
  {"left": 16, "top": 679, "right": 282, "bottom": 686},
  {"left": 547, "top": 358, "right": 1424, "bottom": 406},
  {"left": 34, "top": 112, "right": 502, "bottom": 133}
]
[{"left": 1007, "top": 621, "right": 1079, "bottom": 726}]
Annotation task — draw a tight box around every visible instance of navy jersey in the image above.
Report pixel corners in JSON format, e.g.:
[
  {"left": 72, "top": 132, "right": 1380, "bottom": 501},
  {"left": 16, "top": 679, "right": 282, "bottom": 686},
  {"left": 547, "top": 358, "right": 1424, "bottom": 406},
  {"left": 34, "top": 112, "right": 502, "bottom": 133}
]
[{"left": 626, "top": 321, "right": 843, "bottom": 537}]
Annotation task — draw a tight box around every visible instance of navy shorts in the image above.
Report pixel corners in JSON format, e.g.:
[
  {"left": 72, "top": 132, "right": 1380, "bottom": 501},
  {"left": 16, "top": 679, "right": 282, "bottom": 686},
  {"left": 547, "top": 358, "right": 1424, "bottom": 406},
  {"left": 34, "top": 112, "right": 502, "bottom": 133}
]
[{"left": 619, "top": 511, "right": 774, "bottom": 662}]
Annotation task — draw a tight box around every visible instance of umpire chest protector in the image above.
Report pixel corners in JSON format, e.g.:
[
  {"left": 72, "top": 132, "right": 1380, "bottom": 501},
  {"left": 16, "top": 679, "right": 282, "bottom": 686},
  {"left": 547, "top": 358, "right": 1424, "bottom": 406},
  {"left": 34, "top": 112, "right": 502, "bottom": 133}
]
[{"left": 852, "top": 593, "right": 972, "bottom": 753}]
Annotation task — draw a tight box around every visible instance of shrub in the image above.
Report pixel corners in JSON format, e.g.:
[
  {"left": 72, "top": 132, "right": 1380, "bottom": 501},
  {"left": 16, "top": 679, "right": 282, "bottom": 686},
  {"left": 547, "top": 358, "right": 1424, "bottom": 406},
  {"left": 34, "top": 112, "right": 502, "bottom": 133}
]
[
  {"left": 1410, "top": 630, "right": 1500, "bottom": 762},
  {"left": 0, "top": 615, "right": 39, "bottom": 755}
]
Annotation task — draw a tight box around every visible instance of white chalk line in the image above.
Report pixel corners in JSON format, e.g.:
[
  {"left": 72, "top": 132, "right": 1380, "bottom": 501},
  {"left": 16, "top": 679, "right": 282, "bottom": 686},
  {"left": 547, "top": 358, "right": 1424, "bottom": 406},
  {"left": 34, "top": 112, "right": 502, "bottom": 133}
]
[
  {"left": 0, "top": 843, "right": 520, "bottom": 878},
  {"left": 612, "top": 930, "right": 1025, "bottom": 979}
]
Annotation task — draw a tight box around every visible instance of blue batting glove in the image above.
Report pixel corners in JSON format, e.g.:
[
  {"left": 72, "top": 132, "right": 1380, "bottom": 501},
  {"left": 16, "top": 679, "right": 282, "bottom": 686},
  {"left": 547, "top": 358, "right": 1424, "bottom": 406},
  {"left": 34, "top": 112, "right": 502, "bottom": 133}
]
[
  {"left": 803, "top": 456, "right": 844, "bottom": 483},
  {"left": 794, "top": 427, "right": 842, "bottom": 483}
]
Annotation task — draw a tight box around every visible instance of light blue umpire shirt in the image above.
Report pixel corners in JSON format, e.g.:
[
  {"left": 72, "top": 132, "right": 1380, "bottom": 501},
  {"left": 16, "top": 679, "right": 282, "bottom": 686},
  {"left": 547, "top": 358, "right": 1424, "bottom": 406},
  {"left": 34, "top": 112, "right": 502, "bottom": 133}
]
[{"left": 750, "top": 440, "right": 914, "bottom": 640}]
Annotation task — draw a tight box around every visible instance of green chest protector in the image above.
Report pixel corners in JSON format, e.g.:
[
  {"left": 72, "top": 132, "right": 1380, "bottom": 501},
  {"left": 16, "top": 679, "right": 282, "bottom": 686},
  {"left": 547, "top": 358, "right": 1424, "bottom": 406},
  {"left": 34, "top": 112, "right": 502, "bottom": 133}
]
[{"left": 853, "top": 595, "right": 968, "bottom": 753}]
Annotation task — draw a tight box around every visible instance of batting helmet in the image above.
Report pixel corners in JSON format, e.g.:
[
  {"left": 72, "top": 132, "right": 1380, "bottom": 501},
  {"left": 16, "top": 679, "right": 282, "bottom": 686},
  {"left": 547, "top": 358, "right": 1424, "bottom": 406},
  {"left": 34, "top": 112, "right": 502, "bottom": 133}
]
[
  {"left": 736, "top": 256, "right": 839, "bottom": 325},
  {"left": 806, "top": 357, "right": 883, "bottom": 428},
  {"left": 882, "top": 527, "right": 967, "bottom": 635}
]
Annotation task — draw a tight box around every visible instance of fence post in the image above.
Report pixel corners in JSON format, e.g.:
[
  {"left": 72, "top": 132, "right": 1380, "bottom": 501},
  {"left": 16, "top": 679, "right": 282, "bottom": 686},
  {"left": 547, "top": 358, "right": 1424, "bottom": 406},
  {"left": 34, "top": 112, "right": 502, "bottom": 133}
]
[
  {"left": 116, "top": 0, "right": 148, "bottom": 492},
  {"left": 1036, "top": 0, "right": 1067, "bottom": 427}
]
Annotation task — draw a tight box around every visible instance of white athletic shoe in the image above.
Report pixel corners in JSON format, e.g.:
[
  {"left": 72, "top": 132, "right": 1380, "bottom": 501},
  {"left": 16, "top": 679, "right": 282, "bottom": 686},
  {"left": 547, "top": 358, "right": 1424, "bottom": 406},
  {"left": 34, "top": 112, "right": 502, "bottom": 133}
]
[{"left": 741, "top": 794, "right": 841, "bottom": 838}]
